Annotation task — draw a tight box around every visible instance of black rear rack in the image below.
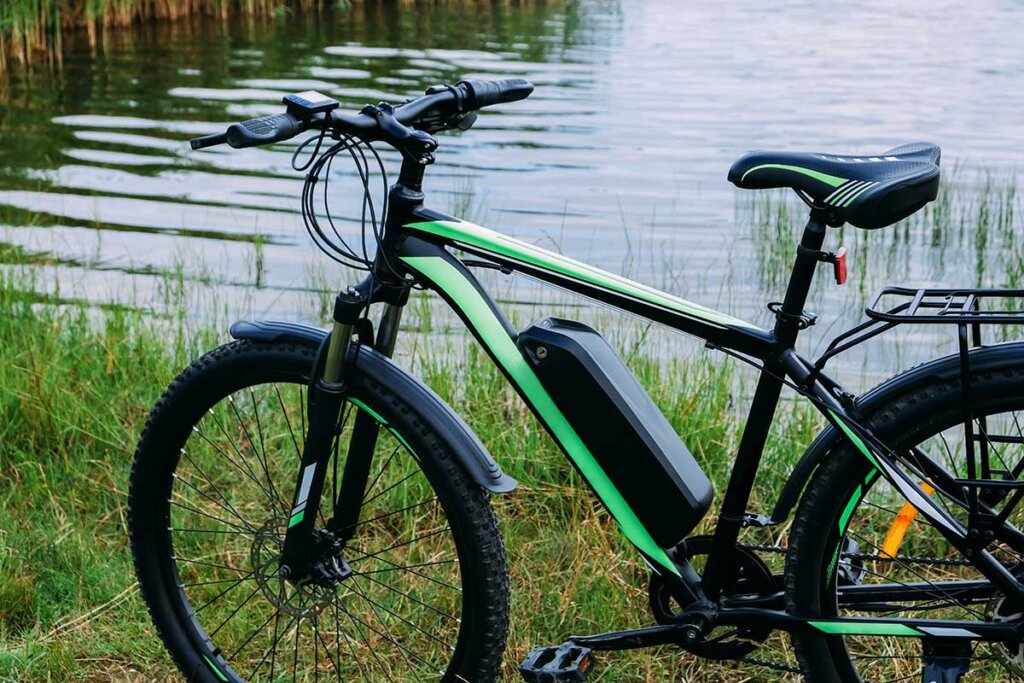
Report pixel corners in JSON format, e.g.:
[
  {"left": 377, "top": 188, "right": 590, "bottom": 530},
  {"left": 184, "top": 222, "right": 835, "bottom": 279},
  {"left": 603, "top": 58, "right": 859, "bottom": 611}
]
[
  {"left": 808, "top": 286, "right": 1024, "bottom": 522},
  {"left": 865, "top": 286, "right": 1024, "bottom": 325},
  {"left": 812, "top": 286, "right": 1024, "bottom": 376}
]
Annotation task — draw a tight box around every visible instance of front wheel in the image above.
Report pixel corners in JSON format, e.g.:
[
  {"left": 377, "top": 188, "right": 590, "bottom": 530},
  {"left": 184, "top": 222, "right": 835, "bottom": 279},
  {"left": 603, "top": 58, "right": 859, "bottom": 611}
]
[
  {"left": 787, "top": 354, "right": 1024, "bottom": 682},
  {"left": 129, "top": 339, "right": 509, "bottom": 682}
]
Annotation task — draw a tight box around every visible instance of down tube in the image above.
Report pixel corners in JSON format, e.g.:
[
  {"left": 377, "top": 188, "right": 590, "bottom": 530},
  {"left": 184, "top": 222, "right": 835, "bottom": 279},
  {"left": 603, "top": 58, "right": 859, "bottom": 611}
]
[{"left": 398, "top": 240, "right": 681, "bottom": 577}]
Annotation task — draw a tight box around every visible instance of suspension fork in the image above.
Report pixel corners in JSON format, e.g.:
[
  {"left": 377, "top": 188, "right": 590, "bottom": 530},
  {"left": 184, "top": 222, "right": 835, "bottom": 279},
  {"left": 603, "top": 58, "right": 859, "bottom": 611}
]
[
  {"left": 330, "top": 302, "right": 405, "bottom": 545},
  {"left": 278, "top": 290, "right": 365, "bottom": 578}
]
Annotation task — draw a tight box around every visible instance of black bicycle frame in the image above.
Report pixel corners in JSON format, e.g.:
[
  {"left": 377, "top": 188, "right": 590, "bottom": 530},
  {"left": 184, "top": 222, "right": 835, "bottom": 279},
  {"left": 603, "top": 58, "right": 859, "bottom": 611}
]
[{"left": 281, "top": 164, "right": 1024, "bottom": 644}]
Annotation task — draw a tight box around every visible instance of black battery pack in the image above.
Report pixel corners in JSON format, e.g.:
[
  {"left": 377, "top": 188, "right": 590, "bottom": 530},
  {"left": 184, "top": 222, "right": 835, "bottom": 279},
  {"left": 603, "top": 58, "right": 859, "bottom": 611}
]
[{"left": 517, "top": 317, "right": 713, "bottom": 548}]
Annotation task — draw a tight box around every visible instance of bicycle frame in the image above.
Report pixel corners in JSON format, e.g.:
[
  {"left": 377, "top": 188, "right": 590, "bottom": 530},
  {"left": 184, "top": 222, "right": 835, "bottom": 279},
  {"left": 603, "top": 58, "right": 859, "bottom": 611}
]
[{"left": 283, "top": 178, "right": 1024, "bottom": 646}]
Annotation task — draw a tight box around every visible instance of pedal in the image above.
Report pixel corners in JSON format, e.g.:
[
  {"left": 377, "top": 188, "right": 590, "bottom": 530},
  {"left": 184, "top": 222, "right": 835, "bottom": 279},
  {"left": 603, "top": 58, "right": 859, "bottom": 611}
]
[{"left": 518, "top": 642, "right": 594, "bottom": 682}]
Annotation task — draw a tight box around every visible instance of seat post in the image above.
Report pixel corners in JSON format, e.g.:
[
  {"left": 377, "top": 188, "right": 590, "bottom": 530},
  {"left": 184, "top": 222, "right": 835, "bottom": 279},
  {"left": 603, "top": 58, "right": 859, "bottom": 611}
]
[{"left": 773, "top": 208, "right": 829, "bottom": 348}]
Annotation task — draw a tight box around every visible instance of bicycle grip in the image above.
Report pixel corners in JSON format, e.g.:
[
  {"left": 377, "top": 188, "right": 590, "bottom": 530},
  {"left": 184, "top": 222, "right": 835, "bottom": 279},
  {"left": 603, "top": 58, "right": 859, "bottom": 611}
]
[
  {"left": 224, "top": 112, "right": 308, "bottom": 149},
  {"left": 457, "top": 78, "right": 534, "bottom": 110}
]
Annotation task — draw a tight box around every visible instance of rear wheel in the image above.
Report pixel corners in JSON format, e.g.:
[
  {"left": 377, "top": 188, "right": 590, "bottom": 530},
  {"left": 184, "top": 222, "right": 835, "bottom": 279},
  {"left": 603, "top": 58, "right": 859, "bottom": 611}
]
[
  {"left": 129, "top": 340, "right": 509, "bottom": 682},
  {"left": 787, "top": 360, "right": 1024, "bottom": 681}
]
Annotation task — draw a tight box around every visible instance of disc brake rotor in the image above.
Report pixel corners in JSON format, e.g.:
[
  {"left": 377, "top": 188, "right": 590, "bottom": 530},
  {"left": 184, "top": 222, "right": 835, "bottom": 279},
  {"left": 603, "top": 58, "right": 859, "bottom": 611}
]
[
  {"left": 250, "top": 517, "right": 336, "bottom": 618},
  {"left": 986, "top": 590, "right": 1024, "bottom": 676}
]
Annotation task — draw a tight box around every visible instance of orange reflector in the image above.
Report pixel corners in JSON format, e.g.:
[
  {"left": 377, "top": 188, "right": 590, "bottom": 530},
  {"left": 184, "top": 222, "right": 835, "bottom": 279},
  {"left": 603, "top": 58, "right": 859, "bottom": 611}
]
[{"left": 880, "top": 481, "right": 935, "bottom": 558}]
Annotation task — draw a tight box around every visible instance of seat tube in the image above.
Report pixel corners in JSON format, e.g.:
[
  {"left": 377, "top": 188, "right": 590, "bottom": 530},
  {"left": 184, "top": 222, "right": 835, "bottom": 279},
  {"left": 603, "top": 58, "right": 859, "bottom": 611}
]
[{"left": 702, "top": 210, "right": 828, "bottom": 601}]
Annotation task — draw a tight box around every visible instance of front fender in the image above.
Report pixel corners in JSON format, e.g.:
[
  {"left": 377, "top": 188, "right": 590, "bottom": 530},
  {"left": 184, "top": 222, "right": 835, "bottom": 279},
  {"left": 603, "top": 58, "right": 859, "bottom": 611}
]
[
  {"left": 229, "top": 319, "right": 517, "bottom": 494},
  {"left": 771, "top": 341, "right": 1024, "bottom": 522}
]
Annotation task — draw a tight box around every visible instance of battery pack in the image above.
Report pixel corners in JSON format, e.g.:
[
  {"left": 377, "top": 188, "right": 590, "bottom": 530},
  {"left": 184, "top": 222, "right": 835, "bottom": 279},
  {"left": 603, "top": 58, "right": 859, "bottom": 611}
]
[{"left": 517, "top": 317, "right": 713, "bottom": 548}]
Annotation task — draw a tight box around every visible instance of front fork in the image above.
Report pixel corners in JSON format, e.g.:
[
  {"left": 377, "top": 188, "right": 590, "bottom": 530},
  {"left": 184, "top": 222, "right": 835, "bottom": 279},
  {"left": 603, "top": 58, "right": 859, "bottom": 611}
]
[{"left": 277, "top": 291, "right": 404, "bottom": 580}]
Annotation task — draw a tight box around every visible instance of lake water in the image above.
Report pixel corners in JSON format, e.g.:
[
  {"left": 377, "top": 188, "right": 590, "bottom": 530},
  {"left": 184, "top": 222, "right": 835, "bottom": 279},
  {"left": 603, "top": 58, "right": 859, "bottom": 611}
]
[{"left": 1, "top": 0, "right": 1023, "bottom": 385}]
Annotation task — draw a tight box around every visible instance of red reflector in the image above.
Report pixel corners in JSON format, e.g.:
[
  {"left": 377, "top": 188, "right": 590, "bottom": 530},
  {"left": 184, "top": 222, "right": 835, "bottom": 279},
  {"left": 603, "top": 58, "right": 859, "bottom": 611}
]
[{"left": 834, "top": 246, "right": 848, "bottom": 285}]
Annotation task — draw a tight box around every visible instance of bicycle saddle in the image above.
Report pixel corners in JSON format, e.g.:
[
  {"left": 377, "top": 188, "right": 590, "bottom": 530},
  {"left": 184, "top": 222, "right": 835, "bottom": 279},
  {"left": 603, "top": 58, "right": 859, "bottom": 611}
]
[{"left": 728, "top": 142, "right": 941, "bottom": 229}]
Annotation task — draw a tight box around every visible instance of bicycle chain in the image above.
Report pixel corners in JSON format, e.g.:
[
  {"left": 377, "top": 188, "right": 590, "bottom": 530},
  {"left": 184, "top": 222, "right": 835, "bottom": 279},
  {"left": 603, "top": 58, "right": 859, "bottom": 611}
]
[
  {"left": 739, "top": 655, "right": 802, "bottom": 674},
  {"left": 738, "top": 542, "right": 972, "bottom": 567},
  {"left": 730, "top": 541, "right": 970, "bottom": 675}
]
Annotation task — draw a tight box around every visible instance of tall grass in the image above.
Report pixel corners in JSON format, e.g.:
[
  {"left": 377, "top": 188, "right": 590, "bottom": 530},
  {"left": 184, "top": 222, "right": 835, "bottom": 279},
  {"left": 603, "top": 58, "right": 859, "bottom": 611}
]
[
  {"left": 0, "top": 0, "right": 556, "bottom": 72},
  {"left": 1, "top": 1, "right": 267, "bottom": 67}
]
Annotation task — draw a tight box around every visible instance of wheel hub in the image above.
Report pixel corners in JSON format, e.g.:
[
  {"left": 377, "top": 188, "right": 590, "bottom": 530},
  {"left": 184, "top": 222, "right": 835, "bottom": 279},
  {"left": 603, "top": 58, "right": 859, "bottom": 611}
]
[
  {"left": 986, "top": 590, "right": 1024, "bottom": 676},
  {"left": 250, "top": 518, "right": 351, "bottom": 618}
]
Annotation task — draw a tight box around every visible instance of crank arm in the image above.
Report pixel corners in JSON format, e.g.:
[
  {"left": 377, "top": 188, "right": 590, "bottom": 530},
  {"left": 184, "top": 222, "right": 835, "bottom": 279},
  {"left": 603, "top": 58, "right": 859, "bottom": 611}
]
[{"left": 569, "top": 624, "right": 692, "bottom": 651}]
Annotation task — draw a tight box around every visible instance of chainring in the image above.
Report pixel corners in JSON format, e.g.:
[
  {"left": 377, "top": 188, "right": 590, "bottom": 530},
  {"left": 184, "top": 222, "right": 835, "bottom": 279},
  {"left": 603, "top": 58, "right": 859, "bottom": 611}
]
[{"left": 648, "top": 535, "right": 777, "bottom": 660}]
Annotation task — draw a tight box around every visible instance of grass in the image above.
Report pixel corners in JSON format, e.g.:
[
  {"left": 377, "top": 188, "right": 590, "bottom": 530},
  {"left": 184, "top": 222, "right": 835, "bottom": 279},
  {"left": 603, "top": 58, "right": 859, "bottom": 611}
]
[
  {"left": 0, "top": 258, "right": 825, "bottom": 681},
  {"left": 0, "top": 0, "right": 558, "bottom": 72}
]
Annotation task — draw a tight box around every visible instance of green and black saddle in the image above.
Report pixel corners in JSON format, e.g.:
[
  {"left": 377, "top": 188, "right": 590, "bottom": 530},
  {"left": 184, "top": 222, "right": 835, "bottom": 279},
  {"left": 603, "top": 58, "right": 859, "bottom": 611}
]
[{"left": 729, "top": 142, "right": 941, "bottom": 229}]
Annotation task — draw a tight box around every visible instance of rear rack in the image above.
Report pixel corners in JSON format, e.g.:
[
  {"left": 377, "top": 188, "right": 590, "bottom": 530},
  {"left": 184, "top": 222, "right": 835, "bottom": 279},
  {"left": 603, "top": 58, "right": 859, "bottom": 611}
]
[
  {"left": 809, "top": 286, "right": 1024, "bottom": 528},
  {"left": 865, "top": 286, "right": 1024, "bottom": 325},
  {"left": 813, "top": 286, "right": 1024, "bottom": 376}
]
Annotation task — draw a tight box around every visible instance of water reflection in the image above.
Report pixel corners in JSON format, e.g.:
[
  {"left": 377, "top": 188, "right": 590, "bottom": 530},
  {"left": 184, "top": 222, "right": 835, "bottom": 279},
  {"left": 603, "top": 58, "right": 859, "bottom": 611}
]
[{"left": 0, "top": 0, "right": 1022, "bottom": 384}]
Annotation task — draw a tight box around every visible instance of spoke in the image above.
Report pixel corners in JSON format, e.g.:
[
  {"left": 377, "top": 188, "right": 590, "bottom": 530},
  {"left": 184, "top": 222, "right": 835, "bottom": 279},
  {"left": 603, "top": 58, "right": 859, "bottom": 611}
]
[
  {"left": 193, "top": 570, "right": 257, "bottom": 614},
  {"left": 355, "top": 571, "right": 459, "bottom": 623},
  {"left": 208, "top": 583, "right": 263, "bottom": 639},
  {"left": 248, "top": 608, "right": 292, "bottom": 681},
  {"left": 348, "top": 526, "right": 450, "bottom": 565},
  {"left": 347, "top": 577, "right": 455, "bottom": 650},
  {"left": 175, "top": 556, "right": 247, "bottom": 573},
  {"left": 226, "top": 606, "right": 279, "bottom": 660},
  {"left": 171, "top": 527, "right": 253, "bottom": 536},
  {"left": 170, "top": 498, "right": 252, "bottom": 534},
  {"left": 349, "top": 544, "right": 462, "bottom": 593},
  {"left": 357, "top": 497, "right": 438, "bottom": 529},
  {"left": 361, "top": 469, "right": 419, "bottom": 509},
  {"left": 248, "top": 387, "right": 288, "bottom": 510},
  {"left": 334, "top": 593, "right": 392, "bottom": 679},
  {"left": 862, "top": 499, "right": 903, "bottom": 517},
  {"left": 177, "top": 450, "right": 259, "bottom": 533},
  {"left": 361, "top": 445, "right": 401, "bottom": 502},
  {"left": 310, "top": 607, "right": 342, "bottom": 682},
  {"left": 275, "top": 385, "right": 303, "bottom": 461},
  {"left": 346, "top": 578, "right": 422, "bottom": 675},
  {"left": 355, "top": 558, "right": 459, "bottom": 577},
  {"left": 192, "top": 426, "right": 287, "bottom": 515},
  {"left": 336, "top": 589, "right": 438, "bottom": 674},
  {"left": 333, "top": 598, "right": 347, "bottom": 683},
  {"left": 181, "top": 575, "right": 257, "bottom": 589},
  {"left": 846, "top": 528, "right": 986, "bottom": 621},
  {"left": 291, "top": 593, "right": 302, "bottom": 683},
  {"left": 205, "top": 407, "right": 285, "bottom": 514}
]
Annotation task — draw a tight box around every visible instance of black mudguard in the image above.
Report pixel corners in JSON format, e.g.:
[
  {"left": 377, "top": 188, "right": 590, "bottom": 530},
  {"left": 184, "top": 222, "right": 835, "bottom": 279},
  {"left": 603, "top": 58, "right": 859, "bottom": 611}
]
[
  {"left": 771, "top": 341, "right": 1024, "bottom": 522},
  {"left": 229, "top": 319, "right": 517, "bottom": 494}
]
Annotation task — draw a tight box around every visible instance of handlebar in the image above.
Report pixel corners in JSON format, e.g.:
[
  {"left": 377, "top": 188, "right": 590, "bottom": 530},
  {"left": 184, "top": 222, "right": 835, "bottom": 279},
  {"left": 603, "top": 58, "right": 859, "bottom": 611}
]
[{"left": 189, "top": 78, "right": 534, "bottom": 152}]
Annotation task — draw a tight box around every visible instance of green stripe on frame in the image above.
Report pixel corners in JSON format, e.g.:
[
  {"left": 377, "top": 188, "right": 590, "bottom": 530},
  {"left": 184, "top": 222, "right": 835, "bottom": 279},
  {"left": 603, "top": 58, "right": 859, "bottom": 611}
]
[
  {"left": 405, "top": 220, "right": 759, "bottom": 331},
  {"left": 287, "top": 510, "right": 304, "bottom": 528},
  {"left": 828, "top": 410, "right": 880, "bottom": 470},
  {"left": 203, "top": 655, "right": 230, "bottom": 682},
  {"left": 810, "top": 621, "right": 922, "bottom": 637},
  {"left": 401, "top": 254, "right": 681, "bottom": 576},
  {"left": 740, "top": 164, "right": 848, "bottom": 187}
]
